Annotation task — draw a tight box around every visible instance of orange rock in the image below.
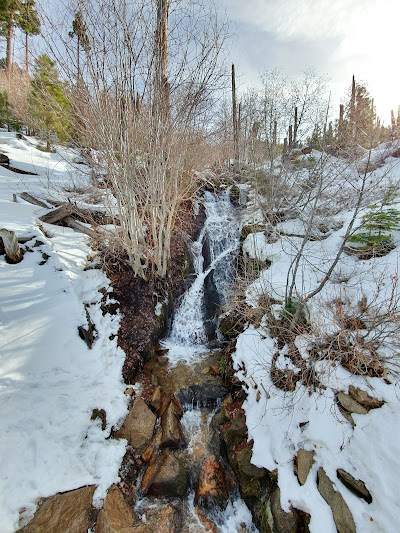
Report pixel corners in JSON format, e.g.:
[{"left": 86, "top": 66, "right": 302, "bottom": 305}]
[{"left": 195, "top": 455, "right": 229, "bottom": 510}]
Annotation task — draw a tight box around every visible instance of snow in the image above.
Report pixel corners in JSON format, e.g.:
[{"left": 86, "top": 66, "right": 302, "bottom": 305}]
[
  {"left": 0, "top": 133, "right": 128, "bottom": 532},
  {"left": 233, "top": 144, "right": 400, "bottom": 532}
]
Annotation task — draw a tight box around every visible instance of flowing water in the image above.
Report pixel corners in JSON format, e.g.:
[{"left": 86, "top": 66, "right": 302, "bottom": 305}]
[{"left": 139, "top": 191, "right": 258, "bottom": 532}]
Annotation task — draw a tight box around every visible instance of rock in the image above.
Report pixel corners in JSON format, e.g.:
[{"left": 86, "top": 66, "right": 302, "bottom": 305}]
[
  {"left": 348, "top": 385, "right": 384, "bottom": 410},
  {"left": 194, "top": 507, "right": 218, "bottom": 533},
  {"left": 195, "top": 456, "right": 230, "bottom": 510},
  {"left": 141, "top": 451, "right": 187, "bottom": 497},
  {"left": 337, "top": 392, "right": 368, "bottom": 415},
  {"left": 220, "top": 411, "right": 248, "bottom": 448},
  {"left": 236, "top": 445, "right": 266, "bottom": 479},
  {"left": 155, "top": 505, "right": 182, "bottom": 533},
  {"left": 337, "top": 469, "right": 372, "bottom": 503},
  {"left": 95, "top": 485, "right": 137, "bottom": 532},
  {"left": 317, "top": 468, "right": 356, "bottom": 533},
  {"left": 177, "top": 383, "right": 228, "bottom": 408},
  {"left": 270, "top": 487, "right": 298, "bottom": 533},
  {"left": 160, "top": 402, "right": 186, "bottom": 449},
  {"left": 17, "top": 485, "right": 96, "bottom": 533},
  {"left": 151, "top": 387, "right": 171, "bottom": 417},
  {"left": 115, "top": 398, "right": 156, "bottom": 451},
  {"left": 124, "top": 387, "right": 135, "bottom": 397},
  {"left": 91, "top": 408, "right": 107, "bottom": 431},
  {"left": 337, "top": 404, "right": 355, "bottom": 427},
  {"left": 296, "top": 450, "right": 315, "bottom": 485},
  {"left": 171, "top": 394, "right": 184, "bottom": 417}
]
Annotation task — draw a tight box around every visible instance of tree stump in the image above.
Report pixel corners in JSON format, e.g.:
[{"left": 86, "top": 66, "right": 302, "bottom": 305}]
[{"left": 0, "top": 228, "right": 23, "bottom": 263}]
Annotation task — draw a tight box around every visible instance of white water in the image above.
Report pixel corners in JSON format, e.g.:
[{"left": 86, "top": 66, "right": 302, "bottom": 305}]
[{"left": 163, "top": 191, "right": 240, "bottom": 365}]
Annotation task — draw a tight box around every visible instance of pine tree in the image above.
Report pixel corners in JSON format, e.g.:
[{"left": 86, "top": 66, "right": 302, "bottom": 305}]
[
  {"left": 18, "top": 0, "right": 40, "bottom": 73},
  {"left": 69, "top": 10, "right": 89, "bottom": 81},
  {"left": 0, "top": 0, "right": 21, "bottom": 74},
  {"left": 28, "top": 54, "right": 70, "bottom": 150}
]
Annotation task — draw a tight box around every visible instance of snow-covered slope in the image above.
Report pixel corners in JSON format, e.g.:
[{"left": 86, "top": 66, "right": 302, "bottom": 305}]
[
  {"left": 0, "top": 133, "right": 128, "bottom": 532},
  {"left": 234, "top": 147, "right": 400, "bottom": 532}
]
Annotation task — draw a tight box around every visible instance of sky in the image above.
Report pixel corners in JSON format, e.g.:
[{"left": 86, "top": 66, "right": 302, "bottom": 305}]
[{"left": 219, "top": 0, "right": 400, "bottom": 124}]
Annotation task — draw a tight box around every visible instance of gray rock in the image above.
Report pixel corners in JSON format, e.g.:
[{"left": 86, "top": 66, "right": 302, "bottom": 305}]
[
  {"left": 115, "top": 398, "right": 157, "bottom": 451},
  {"left": 348, "top": 385, "right": 384, "bottom": 410},
  {"left": 337, "top": 469, "right": 372, "bottom": 503},
  {"left": 317, "top": 468, "right": 356, "bottom": 533},
  {"left": 337, "top": 392, "right": 368, "bottom": 415},
  {"left": 236, "top": 445, "right": 266, "bottom": 479},
  {"left": 177, "top": 383, "right": 228, "bottom": 408},
  {"left": 17, "top": 485, "right": 96, "bottom": 533},
  {"left": 296, "top": 450, "right": 314, "bottom": 485},
  {"left": 270, "top": 487, "right": 298, "bottom": 533}
]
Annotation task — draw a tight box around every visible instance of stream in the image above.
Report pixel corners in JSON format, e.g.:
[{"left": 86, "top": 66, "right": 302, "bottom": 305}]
[{"left": 138, "top": 191, "right": 259, "bottom": 532}]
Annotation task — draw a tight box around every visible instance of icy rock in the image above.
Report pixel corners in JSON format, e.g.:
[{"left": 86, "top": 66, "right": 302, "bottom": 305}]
[
  {"left": 115, "top": 398, "right": 156, "bottom": 451},
  {"left": 95, "top": 484, "right": 138, "bottom": 532},
  {"left": 17, "top": 485, "right": 96, "bottom": 533},
  {"left": 348, "top": 385, "right": 384, "bottom": 410},
  {"left": 317, "top": 468, "right": 356, "bottom": 533},
  {"left": 337, "top": 392, "right": 368, "bottom": 415},
  {"left": 296, "top": 449, "right": 315, "bottom": 485}
]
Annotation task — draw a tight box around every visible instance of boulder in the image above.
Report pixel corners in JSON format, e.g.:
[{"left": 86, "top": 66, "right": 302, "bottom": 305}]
[
  {"left": 151, "top": 386, "right": 170, "bottom": 417},
  {"left": 336, "top": 469, "right": 372, "bottom": 503},
  {"left": 317, "top": 468, "right": 356, "bottom": 533},
  {"left": 141, "top": 451, "right": 187, "bottom": 497},
  {"left": 95, "top": 485, "right": 137, "bottom": 533},
  {"left": 195, "top": 455, "right": 230, "bottom": 510},
  {"left": 115, "top": 398, "right": 156, "bottom": 451},
  {"left": 348, "top": 386, "right": 384, "bottom": 410},
  {"left": 296, "top": 450, "right": 315, "bottom": 485},
  {"left": 270, "top": 487, "right": 298, "bottom": 533},
  {"left": 160, "top": 402, "right": 185, "bottom": 449},
  {"left": 337, "top": 392, "right": 368, "bottom": 415},
  {"left": 17, "top": 485, "right": 96, "bottom": 533}
]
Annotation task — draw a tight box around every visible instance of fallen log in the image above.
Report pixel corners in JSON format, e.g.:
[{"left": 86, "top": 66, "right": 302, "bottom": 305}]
[
  {"left": 39, "top": 204, "right": 74, "bottom": 225},
  {"left": 63, "top": 216, "right": 97, "bottom": 238},
  {"left": 20, "top": 192, "right": 49, "bottom": 208},
  {"left": 0, "top": 228, "right": 23, "bottom": 263}
]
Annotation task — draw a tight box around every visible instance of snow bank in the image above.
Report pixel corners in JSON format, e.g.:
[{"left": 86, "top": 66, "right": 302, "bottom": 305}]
[{"left": 0, "top": 134, "right": 128, "bottom": 531}]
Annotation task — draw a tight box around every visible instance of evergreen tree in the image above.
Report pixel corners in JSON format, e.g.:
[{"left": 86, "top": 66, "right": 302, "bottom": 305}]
[
  {"left": 18, "top": 0, "right": 40, "bottom": 73},
  {"left": 28, "top": 54, "right": 70, "bottom": 150},
  {"left": 0, "top": 0, "right": 22, "bottom": 74},
  {"left": 69, "top": 10, "right": 89, "bottom": 81},
  {"left": 345, "top": 77, "right": 376, "bottom": 147}
]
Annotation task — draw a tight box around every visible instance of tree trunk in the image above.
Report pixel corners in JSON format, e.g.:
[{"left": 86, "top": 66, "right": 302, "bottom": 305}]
[
  {"left": 6, "top": 16, "right": 13, "bottom": 77},
  {"left": 155, "top": 0, "right": 170, "bottom": 123},
  {"left": 0, "top": 228, "right": 22, "bottom": 263},
  {"left": 25, "top": 32, "right": 29, "bottom": 74},
  {"left": 231, "top": 64, "right": 239, "bottom": 162},
  {"left": 293, "top": 107, "right": 298, "bottom": 147}
]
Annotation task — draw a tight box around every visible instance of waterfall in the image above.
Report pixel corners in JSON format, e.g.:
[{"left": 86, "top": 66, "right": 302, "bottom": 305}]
[{"left": 162, "top": 190, "right": 240, "bottom": 364}]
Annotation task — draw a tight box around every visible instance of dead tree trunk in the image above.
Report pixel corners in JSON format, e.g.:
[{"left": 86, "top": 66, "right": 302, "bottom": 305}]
[
  {"left": 155, "top": 0, "right": 170, "bottom": 123},
  {"left": 231, "top": 63, "right": 239, "bottom": 162},
  {"left": 293, "top": 107, "right": 298, "bottom": 147},
  {"left": 0, "top": 228, "right": 22, "bottom": 263}
]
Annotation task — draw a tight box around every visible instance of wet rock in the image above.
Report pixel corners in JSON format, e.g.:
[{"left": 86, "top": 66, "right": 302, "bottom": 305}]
[
  {"left": 155, "top": 505, "right": 182, "bottom": 533},
  {"left": 348, "top": 385, "right": 384, "bottom": 410},
  {"left": 141, "top": 451, "right": 187, "bottom": 497},
  {"left": 95, "top": 484, "right": 137, "bottom": 532},
  {"left": 337, "top": 469, "right": 372, "bottom": 503},
  {"left": 151, "top": 386, "right": 170, "bottom": 417},
  {"left": 177, "top": 383, "right": 228, "bottom": 408},
  {"left": 195, "top": 507, "right": 218, "bottom": 533},
  {"left": 195, "top": 455, "right": 230, "bottom": 510},
  {"left": 115, "top": 398, "right": 156, "bottom": 451},
  {"left": 337, "top": 392, "right": 368, "bottom": 415},
  {"left": 236, "top": 445, "right": 265, "bottom": 479},
  {"left": 17, "top": 485, "right": 96, "bottom": 533},
  {"left": 220, "top": 410, "right": 247, "bottom": 448},
  {"left": 296, "top": 450, "right": 315, "bottom": 485},
  {"left": 160, "top": 402, "right": 186, "bottom": 449},
  {"left": 270, "top": 487, "right": 298, "bottom": 533},
  {"left": 317, "top": 468, "right": 356, "bottom": 533}
]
